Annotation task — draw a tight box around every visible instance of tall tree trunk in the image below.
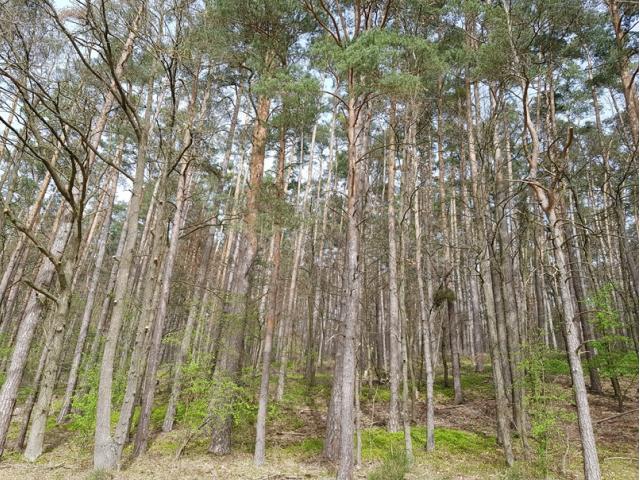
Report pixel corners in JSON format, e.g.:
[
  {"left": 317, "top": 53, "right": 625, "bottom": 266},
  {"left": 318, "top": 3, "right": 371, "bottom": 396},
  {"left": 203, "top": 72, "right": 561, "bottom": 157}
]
[
  {"left": 15, "top": 331, "right": 51, "bottom": 451},
  {"left": 93, "top": 99, "right": 152, "bottom": 471},
  {"left": 23, "top": 222, "right": 79, "bottom": 461},
  {"left": 111, "top": 169, "right": 168, "bottom": 459},
  {"left": 490, "top": 96, "right": 526, "bottom": 444},
  {"left": 566, "top": 204, "right": 603, "bottom": 394},
  {"left": 162, "top": 234, "right": 214, "bottom": 432},
  {"left": 209, "top": 94, "right": 270, "bottom": 455},
  {"left": 133, "top": 162, "right": 193, "bottom": 456},
  {"left": 385, "top": 102, "right": 401, "bottom": 432},
  {"left": 254, "top": 127, "right": 287, "bottom": 465},
  {"left": 0, "top": 206, "right": 73, "bottom": 456},
  {"left": 275, "top": 125, "right": 316, "bottom": 401},
  {"left": 412, "top": 125, "right": 435, "bottom": 451},
  {"left": 480, "top": 241, "right": 515, "bottom": 466},
  {"left": 336, "top": 93, "right": 363, "bottom": 480},
  {"left": 446, "top": 294, "right": 463, "bottom": 405},
  {"left": 132, "top": 75, "right": 205, "bottom": 454},
  {"left": 520, "top": 70, "right": 601, "bottom": 476},
  {"left": 57, "top": 158, "right": 121, "bottom": 423},
  {"left": 0, "top": 163, "right": 55, "bottom": 312},
  {"left": 607, "top": 0, "right": 639, "bottom": 147}
]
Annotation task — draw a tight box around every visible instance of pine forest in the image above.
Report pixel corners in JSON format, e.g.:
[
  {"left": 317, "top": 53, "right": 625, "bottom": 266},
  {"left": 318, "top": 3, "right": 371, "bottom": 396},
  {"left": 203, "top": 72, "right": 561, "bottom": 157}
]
[{"left": 0, "top": 1, "right": 637, "bottom": 479}]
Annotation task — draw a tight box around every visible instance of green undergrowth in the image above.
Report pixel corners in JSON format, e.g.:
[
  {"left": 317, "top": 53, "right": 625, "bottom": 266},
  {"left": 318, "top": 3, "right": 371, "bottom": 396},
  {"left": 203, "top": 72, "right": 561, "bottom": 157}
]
[
  {"left": 277, "top": 426, "right": 498, "bottom": 463},
  {"left": 280, "top": 436, "right": 324, "bottom": 458},
  {"left": 540, "top": 349, "right": 638, "bottom": 379},
  {"left": 278, "top": 373, "right": 331, "bottom": 408},
  {"left": 275, "top": 426, "right": 508, "bottom": 479},
  {"left": 433, "top": 368, "right": 494, "bottom": 400},
  {"left": 361, "top": 426, "right": 496, "bottom": 461},
  {"left": 4, "top": 350, "right": 636, "bottom": 480},
  {"left": 368, "top": 448, "right": 410, "bottom": 480},
  {"left": 360, "top": 384, "right": 392, "bottom": 403},
  {"left": 542, "top": 353, "right": 571, "bottom": 376}
]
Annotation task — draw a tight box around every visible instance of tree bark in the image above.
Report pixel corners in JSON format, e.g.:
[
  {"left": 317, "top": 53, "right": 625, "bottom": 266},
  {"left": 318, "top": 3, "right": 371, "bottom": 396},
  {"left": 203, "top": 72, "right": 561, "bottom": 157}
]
[
  {"left": 336, "top": 93, "right": 363, "bottom": 480},
  {"left": 209, "top": 94, "right": 270, "bottom": 455},
  {"left": 57, "top": 158, "right": 120, "bottom": 423},
  {"left": 254, "top": 127, "right": 287, "bottom": 465},
  {"left": 133, "top": 161, "right": 193, "bottom": 456},
  {"left": 385, "top": 102, "right": 401, "bottom": 432},
  {"left": 0, "top": 206, "right": 72, "bottom": 456},
  {"left": 93, "top": 108, "right": 151, "bottom": 471}
]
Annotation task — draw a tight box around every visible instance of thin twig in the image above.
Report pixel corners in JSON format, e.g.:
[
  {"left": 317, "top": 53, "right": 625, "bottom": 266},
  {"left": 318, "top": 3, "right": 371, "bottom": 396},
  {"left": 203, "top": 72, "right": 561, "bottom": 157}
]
[{"left": 594, "top": 408, "right": 638, "bottom": 424}]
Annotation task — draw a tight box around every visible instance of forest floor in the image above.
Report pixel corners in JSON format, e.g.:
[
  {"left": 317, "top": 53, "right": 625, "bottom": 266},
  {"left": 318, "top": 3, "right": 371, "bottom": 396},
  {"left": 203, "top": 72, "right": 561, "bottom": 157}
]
[{"left": 0, "top": 358, "right": 637, "bottom": 480}]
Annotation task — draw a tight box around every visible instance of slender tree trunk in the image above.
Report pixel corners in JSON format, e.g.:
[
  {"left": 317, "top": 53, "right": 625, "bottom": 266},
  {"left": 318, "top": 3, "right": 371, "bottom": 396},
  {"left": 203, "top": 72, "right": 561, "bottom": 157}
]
[
  {"left": 209, "top": 94, "right": 270, "bottom": 455},
  {"left": 82, "top": 203, "right": 129, "bottom": 387},
  {"left": 566, "top": 205, "right": 603, "bottom": 394},
  {"left": 24, "top": 226, "right": 79, "bottom": 460},
  {"left": 15, "top": 333, "right": 51, "bottom": 451},
  {"left": 132, "top": 76, "right": 205, "bottom": 454},
  {"left": 607, "top": 0, "right": 639, "bottom": 147},
  {"left": 134, "top": 163, "right": 193, "bottom": 456},
  {"left": 519, "top": 64, "right": 601, "bottom": 475},
  {"left": 480, "top": 243, "right": 515, "bottom": 466},
  {"left": 446, "top": 295, "right": 463, "bottom": 404},
  {"left": 385, "top": 102, "right": 401, "bottom": 432},
  {"left": 336, "top": 93, "right": 363, "bottom": 480},
  {"left": 0, "top": 165, "right": 54, "bottom": 311},
  {"left": 276, "top": 125, "right": 316, "bottom": 400},
  {"left": 254, "top": 127, "right": 287, "bottom": 465},
  {"left": 549, "top": 206, "right": 601, "bottom": 480},
  {"left": 0, "top": 206, "right": 73, "bottom": 456},
  {"left": 57, "top": 159, "right": 120, "bottom": 423},
  {"left": 490, "top": 98, "right": 526, "bottom": 443},
  {"left": 413, "top": 136, "right": 435, "bottom": 451},
  {"left": 112, "top": 173, "right": 168, "bottom": 459},
  {"left": 93, "top": 109, "right": 151, "bottom": 471},
  {"left": 162, "top": 234, "right": 214, "bottom": 432}
]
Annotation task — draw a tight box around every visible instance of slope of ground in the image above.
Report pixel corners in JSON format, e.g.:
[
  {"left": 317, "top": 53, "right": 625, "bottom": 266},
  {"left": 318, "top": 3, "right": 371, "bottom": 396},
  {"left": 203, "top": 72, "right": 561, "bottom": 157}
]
[{"left": 0, "top": 361, "right": 637, "bottom": 479}]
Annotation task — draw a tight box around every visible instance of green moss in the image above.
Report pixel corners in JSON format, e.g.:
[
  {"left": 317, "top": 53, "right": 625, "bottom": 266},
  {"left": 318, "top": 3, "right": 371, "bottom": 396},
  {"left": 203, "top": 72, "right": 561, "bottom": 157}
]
[
  {"left": 436, "top": 428, "right": 494, "bottom": 454},
  {"left": 361, "top": 427, "right": 405, "bottom": 460},
  {"left": 461, "top": 371, "right": 492, "bottom": 392},
  {"left": 282, "top": 437, "right": 324, "bottom": 458},
  {"left": 2, "top": 450, "right": 23, "bottom": 462},
  {"left": 360, "top": 426, "right": 496, "bottom": 464},
  {"left": 433, "top": 367, "right": 493, "bottom": 401},
  {"left": 46, "top": 415, "right": 58, "bottom": 431},
  {"left": 278, "top": 374, "right": 329, "bottom": 408},
  {"left": 149, "top": 435, "right": 180, "bottom": 455},
  {"left": 414, "top": 427, "right": 495, "bottom": 454},
  {"left": 151, "top": 404, "right": 168, "bottom": 429}
]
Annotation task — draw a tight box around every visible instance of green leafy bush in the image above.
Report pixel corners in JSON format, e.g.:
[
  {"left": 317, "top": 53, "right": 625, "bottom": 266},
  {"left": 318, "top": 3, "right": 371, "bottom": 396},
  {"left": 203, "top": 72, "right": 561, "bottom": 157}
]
[
  {"left": 588, "top": 283, "right": 639, "bottom": 379},
  {"left": 520, "top": 343, "right": 574, "bottom": 476},
  {"left": 68, "top": 367, "right": 126, "bottom": 440}
]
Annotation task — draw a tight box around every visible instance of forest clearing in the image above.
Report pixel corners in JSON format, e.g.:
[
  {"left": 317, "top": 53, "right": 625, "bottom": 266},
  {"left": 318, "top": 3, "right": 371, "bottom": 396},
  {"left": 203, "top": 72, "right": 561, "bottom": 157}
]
[{"left": 0, "top": 0, "right": 637, "bottom": 479}]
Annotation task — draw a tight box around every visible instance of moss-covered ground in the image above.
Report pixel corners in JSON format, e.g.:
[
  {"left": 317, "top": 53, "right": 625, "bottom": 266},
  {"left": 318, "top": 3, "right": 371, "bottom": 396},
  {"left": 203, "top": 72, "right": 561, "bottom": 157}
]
[{"left": 0, "top": 359, "right": 636, "bottom": 479}]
